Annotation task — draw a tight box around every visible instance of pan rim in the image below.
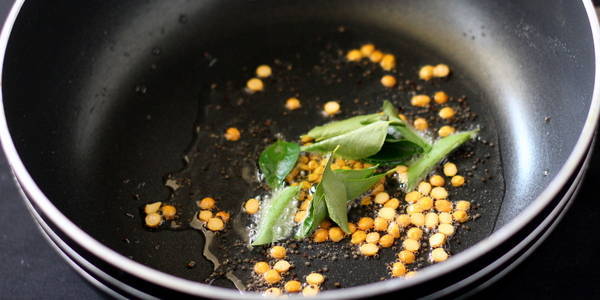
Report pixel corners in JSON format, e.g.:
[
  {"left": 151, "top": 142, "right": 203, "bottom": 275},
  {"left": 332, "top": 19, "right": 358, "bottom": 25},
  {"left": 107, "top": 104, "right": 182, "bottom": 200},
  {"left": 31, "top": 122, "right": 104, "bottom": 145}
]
[{"left": 0, "top": 0, "right": 598, "bottom": 298}]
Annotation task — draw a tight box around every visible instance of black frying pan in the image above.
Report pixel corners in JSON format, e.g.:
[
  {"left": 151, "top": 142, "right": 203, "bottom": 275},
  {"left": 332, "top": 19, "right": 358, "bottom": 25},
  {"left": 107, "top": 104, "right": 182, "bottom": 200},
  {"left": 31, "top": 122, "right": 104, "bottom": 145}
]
[{"left": 0, "top": 0, "right": 598, "bottom": 298}]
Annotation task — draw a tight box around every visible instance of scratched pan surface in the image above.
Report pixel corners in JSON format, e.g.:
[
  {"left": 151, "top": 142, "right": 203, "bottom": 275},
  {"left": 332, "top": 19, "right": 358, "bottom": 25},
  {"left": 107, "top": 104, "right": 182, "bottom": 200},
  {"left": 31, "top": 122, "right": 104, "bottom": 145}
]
[{"left": 1, "top": 0, "right": 596, "bottom": 297}]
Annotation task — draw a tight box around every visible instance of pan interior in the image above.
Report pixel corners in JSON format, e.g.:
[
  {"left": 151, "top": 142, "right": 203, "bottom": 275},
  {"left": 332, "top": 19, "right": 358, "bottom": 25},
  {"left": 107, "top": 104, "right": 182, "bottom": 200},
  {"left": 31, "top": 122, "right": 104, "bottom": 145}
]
[{"left": 2, "top": 0, "right": 594, "bottom": 290}]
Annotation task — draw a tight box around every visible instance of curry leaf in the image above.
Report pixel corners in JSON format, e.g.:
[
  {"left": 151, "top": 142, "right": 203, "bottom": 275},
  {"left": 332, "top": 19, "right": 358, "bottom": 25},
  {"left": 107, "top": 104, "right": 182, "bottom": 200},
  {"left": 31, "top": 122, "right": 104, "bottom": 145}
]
[
  {"left": 343, "top": 174, "right": 386, "bottom": 200},
  {"left": 301, "top": 121, "right": 389, "bottom": 160},
  {"left": 332, "top": 165, "right": 378, "bottom": 180},
  {"left": 321, "top": 154, "right": 351, "bottom": 233},
  {"left": 382, "top": 100, "right": 432, "bottom": 152},
  {"left": 363, "top": 140, "right": 423, "bottom": 166},
  {"left": 296, "top": 185, "right": 327, "bottom": 238},
  {"left": 296, "top": 155, "right": 388, "bottom": 238},
  {"left": 332, "top": 166, "right": 384, "bottom": 200},
  {"left": 306, "top": 114, "right": 382, "bottom": 141},
  {"left": 252, "top": 185, "right": 301, "bottom": 245},
  {"left": 259, "top": 141, "right": 300, "bottom": 189},
  {"left": 404, "top": 129, "right": 479, "bottom": 192}
]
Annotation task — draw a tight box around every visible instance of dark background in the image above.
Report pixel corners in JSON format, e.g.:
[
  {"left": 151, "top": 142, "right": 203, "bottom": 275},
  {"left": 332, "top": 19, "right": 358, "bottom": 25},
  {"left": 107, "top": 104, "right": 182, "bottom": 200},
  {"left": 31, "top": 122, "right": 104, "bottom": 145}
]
[{"left": 0, "top": 1, "right": 599, "bottom": 299}]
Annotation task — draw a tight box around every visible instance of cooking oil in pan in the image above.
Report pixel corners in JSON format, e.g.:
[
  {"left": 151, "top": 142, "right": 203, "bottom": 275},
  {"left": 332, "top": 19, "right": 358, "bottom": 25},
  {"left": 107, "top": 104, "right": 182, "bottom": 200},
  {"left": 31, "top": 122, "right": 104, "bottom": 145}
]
[{"left": 144, "top": 25, "right": 505, "bottom": 291}]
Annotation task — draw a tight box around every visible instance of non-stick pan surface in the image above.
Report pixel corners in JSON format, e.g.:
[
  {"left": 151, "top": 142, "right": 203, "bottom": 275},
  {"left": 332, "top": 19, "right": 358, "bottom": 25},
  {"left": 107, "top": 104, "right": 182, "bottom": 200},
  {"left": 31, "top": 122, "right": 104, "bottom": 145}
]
[{"left": 1, "top": 0, "right": 599, "bottom": 298}]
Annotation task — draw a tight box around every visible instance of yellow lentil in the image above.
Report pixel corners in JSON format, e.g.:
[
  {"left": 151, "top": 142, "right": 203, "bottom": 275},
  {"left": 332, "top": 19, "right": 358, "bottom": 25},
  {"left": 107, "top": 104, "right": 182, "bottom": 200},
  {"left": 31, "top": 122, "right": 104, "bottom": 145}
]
[
  {"left": 429, "top": 232, "right": 446, "bottom": 248},
  {"left": 207, "top": 217, "right": 224, "bottom": 231},
  {"left": 300, "top": 135, "right": 314, "bottom": 144},
  {"left": 417, "top": 196, "right": 434, "bottom": 210},
  {"left": 328, "top": 227, "right": 345, "bottom": 242},
  {"left": 406, "top": 227, "right": 423, "bottom": 240},
  {"left": 263, "top": 269, "right": 282, "bottom": 284},
  {"left": 306, "top": 273, "right": 325, "bottom": 286},
  {"left": 455, "top": 200, "right": 471, "bottom": 211},
  {"left": 144, "top": 202, "right": 162, "bottom": 214},
  {"left": 451, "top": 175, "right": 465, "bottom": 187},
  {"left": 374, "top": 217, "right": 389, "bottom": 232},
  {"left": 406, "top": 204, "right": 424, "bottom": 214},
  {"left": 285, "top": 97, "right": 301, "bottom": 110},
  {"left": 351, "top": 230, "right": 367, "bottom": 244},
  {"left": 371, "top": 183, "right": 385, "bottom": 195},
  {"left": 384, "top": 198, "right": 400, "bottom": 209},
  {"left": 246, "top": 78, "right": 264, "bottom": 92},
  {"left": 360, "top": 196, "right": 373, "bottom": 206},
  {"left": 395, "top": 214, "right": 411, "bottom": 227},
  {"left": 414, "top": 118, "right": 429, "bottom": 131},
  {"left": 438, "top": 212, "right": 453, "bottom": 224},
  {"left": 429, "top": 175, "right": 445, "bottom": 187},
  {"left": 439, "top": 107, "right": 456, "bottom": 119},
  {"left": 145, "top": 213, "right": 162, "bottom": 228},
  {"left": 435, "top": 200, "right": 453, "bottom": 213},
  {"left": 419, "top": 65, "right": 434, "bottom": 80},
  {"left": 381, "top": 75, "right": 397, "bottom": 88},
  {"left": 346, "top": 49, "right": 363, "bottom": 61},
  {"left": 453, "top": 210, "right": 469, "bottom": 223},
  {"left": 438, "top": 125, "right": 456, "bottom": 137},
  {"left": 348, "top": 222, "right": 357, "bottom": 233},
  {"left": 387, "top": 222, "right": 401, "bottom": 238},
  {"left": 161, "top": 205, "right": 177, "bottom": 220},
  {"left": 431, "top": 187, "right": 449, "bottom": 200},
  {"left": 433, "top": 64, "right": 451, "bottom": 77},
  {"left": 254, "top": 261, "right": 270, "bottom": 274},
  {"left": 307, "top": 173, "right": 320, "bottom": 182},
  {"left": 396, "top": 165, "right": 408, "bottom": 174},
  {"left": 380, "top": 54, "right": 396, "bottom": 70},
  {"left": 269, "top": 246, "right": 286, "bottom": 259},
  {"left": 366, "top": 232, "right": 381, "bottom": 244},
  {"left": 215, "top": 211, "right": 230, "bottom": 222},
  {"left": 405, "top": 191, "right": 422, "bottom": 203},
  {"left": 358, "top": 217, "right": 375, "bottom": 231},
  {"left": 294, "top": 210, "right": 307, "bottom": 223},
  {"left": 378, "top": 207, "right": 397, "bottom": 220},
  {"left": 374, "top": 192, "right": 390, "bottom": 204},
  {"left": 418, "top": 182, "right": 432, "bottom": 195},
  {"left": 300, "top": 200, "right": 311, "bottom": 211},
  {"left": 410, "top": 213, "right": 425, "bottom": 227},
  {"left": 198, "top": 210, "right": 212, "bottom": 222},
  {"left": 398, "top": 250, "right": 416, "bottom": 264},
  {"left": 360, "top": 243, "right": 380, "bottom": 256},
  {"left": 411, "top": 94, "right": 431, "bottom": 107},
  {"left": 224, "top": 127, "right": 241, "bottom": 142},
  {"left": 425, "top": 212, "right": 439, "bottom": 229},
  {"left": 403, "top": 239, "right": 420, "bottom": 252},
  {"left": 273, "top": 260, "right": 291, "bottom": 273},
  {"left": 431, "top": 247, "right": 449, "bottom": 262},
  {"left": 198, "top": 197, "right": 216, "bottom": 210},
  {"left": 243, "top": 198, "right": 260, "bottom": 215},
  {"left": 313, "top": 228, "right": 329, "bottom": 243},
  {"left": 438, "top": 223, "right": 455, "bottom": 236},
  {"left": 323, "top": 101, "right": 341, "bottom": 115},
  {"left": 302, "top": 285, "right": 320, "bottom": 297},
  {"left": 360, "top": 44, "right": 376, "bottom": 56},
  {"left": 434, "top": 91, "right": 449, "bottom": 104},
  {"left": 369, "top": 50, "right": 384, "bottom": 63},
  {"left": 443, "top": 162, "right": 458, "bottom": 177},
  {"left": 256, "top": 65, "right": 272, "bottom": 78},
  {"left": 391, "top": 262, "right": 407, "bottom": 277},
  {"left": 284, "top": 280, "right": 302, "bottom": 293}
]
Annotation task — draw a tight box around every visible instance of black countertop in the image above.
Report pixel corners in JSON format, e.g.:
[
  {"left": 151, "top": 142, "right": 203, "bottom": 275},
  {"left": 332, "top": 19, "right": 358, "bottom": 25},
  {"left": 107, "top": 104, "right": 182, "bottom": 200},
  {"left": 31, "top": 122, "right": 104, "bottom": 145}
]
[{"left": 0, "top": 1, "right": 599, "bottom": 299}]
